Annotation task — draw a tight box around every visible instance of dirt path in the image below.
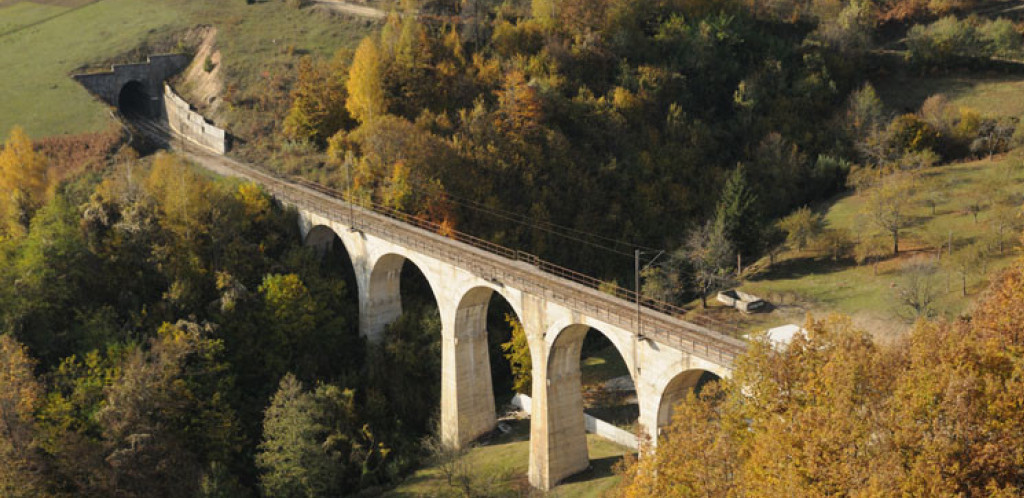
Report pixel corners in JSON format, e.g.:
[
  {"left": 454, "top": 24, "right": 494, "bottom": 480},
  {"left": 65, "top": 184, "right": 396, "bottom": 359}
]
[{"left": 312, "top": 0, "right": 385, "bottom": 19}]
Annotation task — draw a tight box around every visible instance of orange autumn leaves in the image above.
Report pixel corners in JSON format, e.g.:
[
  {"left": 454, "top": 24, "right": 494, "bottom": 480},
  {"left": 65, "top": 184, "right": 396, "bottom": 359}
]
[{"left": 618, "top": 253, "right": 1024, "bottom": 496}]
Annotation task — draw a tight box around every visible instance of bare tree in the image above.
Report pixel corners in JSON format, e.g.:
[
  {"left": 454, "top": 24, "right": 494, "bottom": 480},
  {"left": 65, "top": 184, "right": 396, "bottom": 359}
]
[
  {"left": 988, "top": 205, "right": 1022, "bottom": 255},
  {"left": 862, "top": 173, "right": 913, "bottom": 255},
  {"left": 684, "top": 222, "right": 735, "bottom": 309},
  {"left": 420, "top": 424, "right": 470, "bottom": 490},
  {"left": 894, "top": 261, "right": 939, "bottom": 322},
  {"left": 945, "top": 244, "right": 983, "bottom": 297}
]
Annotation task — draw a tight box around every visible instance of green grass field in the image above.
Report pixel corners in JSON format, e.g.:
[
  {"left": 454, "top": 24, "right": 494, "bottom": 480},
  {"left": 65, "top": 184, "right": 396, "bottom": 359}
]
[
  {"left": 0, "top": 1, "right": 67, "bottom": 35},
  {"left": 385, "top": 418, "right": 630, "bottom": 497},
  {"left": 728, "top": 150, "right": 1024, "bottom": 338},
  {"left": 872, "top": 72, "right": 1024, "bottom": 118},
  {"left": 0, "top": 0, "right": 371, "bottom": 139},
  {"left": 0, "top": 0, "right": 189, "bottom": 138}
]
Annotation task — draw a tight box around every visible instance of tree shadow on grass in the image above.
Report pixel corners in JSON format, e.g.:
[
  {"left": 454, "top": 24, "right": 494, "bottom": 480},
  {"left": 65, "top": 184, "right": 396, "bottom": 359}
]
[
  {"left": 560, "top": 455, "right": 630, "bottom": 486},
  {"left": 748, "top": 255, "right": 854, "bottom": 282}
]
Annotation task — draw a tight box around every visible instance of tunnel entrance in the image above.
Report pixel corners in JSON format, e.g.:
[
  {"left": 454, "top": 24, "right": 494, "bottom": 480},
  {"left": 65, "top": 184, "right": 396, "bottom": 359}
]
[{"left": 118, "top": 81, "right": 153, "bottom": 118}]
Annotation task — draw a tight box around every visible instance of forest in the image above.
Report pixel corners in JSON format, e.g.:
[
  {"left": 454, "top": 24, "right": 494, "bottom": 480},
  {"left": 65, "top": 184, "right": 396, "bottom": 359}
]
[
  {"left": 2, "top": 0, "right": 1024, "bottom": 495},
  {"left": 0, "top": 133, "right": 452, "bottom": 496},
  {"left": 234, "top": 0, "right": 1024, "bottom": 305}
]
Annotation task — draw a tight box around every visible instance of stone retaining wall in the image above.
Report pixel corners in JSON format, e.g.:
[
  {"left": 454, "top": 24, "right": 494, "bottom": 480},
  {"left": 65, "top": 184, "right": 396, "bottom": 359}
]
[{"left": 163, "top": 84, "right": 228, "bottom": 154}]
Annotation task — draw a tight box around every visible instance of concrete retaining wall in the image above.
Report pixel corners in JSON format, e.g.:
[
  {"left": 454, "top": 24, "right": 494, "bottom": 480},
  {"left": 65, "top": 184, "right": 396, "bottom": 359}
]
[
  {"left": 163, "top": 84, "right": 228, "bottom": 154},
  {"left": 511, "top": 393, "right": 639, "bottom": 450}
]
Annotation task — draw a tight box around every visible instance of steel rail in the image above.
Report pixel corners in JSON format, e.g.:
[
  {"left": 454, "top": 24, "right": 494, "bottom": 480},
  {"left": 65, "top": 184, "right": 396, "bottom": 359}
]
[{"left": 164, "top": 127, "right": 749, "bottom": 366}]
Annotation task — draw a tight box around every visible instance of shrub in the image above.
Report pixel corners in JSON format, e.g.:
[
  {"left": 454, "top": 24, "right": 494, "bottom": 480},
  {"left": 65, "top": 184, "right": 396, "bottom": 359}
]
[
  {"left": 905, "top": 16, "right": 987, "bottom": 68},
  {"left": 979, "top": 18, "right": 1024, "bottom": 59}
]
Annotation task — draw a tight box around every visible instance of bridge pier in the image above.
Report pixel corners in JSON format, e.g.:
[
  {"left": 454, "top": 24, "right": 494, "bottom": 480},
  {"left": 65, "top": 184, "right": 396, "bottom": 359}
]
[
  {"left": 529, "top": 324, "right": 590, "bottom": 490},
  {"left": 293, "top": 209, "right": 742, "bottom": 492},
  {"left": 441, "top": 287, "right": 497, "bottom": 447},
  {"left": 361, "top": 254, "right": 405, "bottom": 343}
]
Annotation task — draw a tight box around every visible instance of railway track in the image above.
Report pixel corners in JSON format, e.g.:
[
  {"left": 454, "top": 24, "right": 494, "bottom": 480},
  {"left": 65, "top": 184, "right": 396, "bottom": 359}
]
[{"left": 128, "top": 116, "right": 749, "bottom": 365}]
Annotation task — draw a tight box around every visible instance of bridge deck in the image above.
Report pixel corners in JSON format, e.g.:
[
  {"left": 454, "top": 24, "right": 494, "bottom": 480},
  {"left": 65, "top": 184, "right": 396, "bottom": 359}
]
[{"left": 160, "top": 125, "right": 749, "bottom": 367}]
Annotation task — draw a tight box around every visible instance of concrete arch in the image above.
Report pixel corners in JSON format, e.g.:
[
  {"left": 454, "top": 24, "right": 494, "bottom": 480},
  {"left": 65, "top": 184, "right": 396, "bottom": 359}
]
[
  {"left": 118, "top": 80, "right": 153, "bottom": 117},
  {"left": 535, "top": 322, "right": 638, "bottom": 486},
  {"left": 303, "top": 224, "right": 341, "bottom": 255},
  {"left": 442, "top": 285, "right": 528, "bottom": 447},
  {"left": 656, "top": 369, "right": 722, "bottom": 429},
  {"left": 363, "top": 252, "right": 440, "bottom": 342}
]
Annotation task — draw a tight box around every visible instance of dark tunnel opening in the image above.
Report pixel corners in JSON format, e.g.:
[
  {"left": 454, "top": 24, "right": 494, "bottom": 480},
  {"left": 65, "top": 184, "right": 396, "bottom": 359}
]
[{"left": 118, "top": 81, "right": 153, "bottom": 118}]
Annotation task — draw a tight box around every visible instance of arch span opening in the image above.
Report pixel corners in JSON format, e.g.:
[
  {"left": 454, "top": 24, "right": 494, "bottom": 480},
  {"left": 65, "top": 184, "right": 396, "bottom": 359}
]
[
  {"left": 365, "top": 254, "right": 442, "bottom": 438},
  {"left": 544, "top": 324, "right": 638, "bottom": 481},
  {"left": 657, "top": 369, "right": 722, "bottom": 430},
  {"left": 446, "top": 285, "right": 529, "bottom": 446},
  {"left": 303, "top": 224, "right": 360, "bottom": 319},
  {"left": 118, "top": 81, "right": 153, "bottom": 118}
]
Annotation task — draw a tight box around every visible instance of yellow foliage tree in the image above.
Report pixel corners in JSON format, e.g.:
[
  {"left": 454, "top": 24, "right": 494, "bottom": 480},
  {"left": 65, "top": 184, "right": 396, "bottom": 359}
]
[
  {"left": 0, "top": 126, "right": 50, "bottom": 238},
  {"left": 0, "top": 335, "right": 46, "bottom": 497},
  {"left": 346, "top": 37, "right": 387, "bottom": 124},
  {"left": 615, "top": 255, "right": 1024, "bottom": 496}
]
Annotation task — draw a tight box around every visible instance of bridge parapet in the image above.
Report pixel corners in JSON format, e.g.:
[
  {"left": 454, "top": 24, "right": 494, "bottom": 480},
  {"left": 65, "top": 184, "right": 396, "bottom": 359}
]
[{"left": 225, "top": 160, "right": 747, "bottom": 368}]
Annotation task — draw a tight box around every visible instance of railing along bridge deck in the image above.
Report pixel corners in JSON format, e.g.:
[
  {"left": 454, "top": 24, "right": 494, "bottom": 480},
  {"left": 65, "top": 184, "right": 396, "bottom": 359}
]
[{"left": 185, "top": 146, "right": 749, "bottom": 367}]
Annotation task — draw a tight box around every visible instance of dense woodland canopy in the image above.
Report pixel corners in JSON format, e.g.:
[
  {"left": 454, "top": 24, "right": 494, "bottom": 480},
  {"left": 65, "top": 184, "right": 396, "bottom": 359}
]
[
  {"left": 0, "top": 146, "right": 446, "bottom": 496},
  {"left": 616, "top": 253, "right": 1024, "bottom": 496},
  {"left": 247, "top": 0, "right": 1024, "bottom": 303},
  {"left": 2, "top": 0, "right": 1024, "bottom": 495}
]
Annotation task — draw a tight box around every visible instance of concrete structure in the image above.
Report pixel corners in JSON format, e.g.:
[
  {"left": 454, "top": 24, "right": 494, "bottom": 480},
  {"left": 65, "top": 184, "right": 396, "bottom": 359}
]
[
  {"left": 164, "top": 84, "right": 229, "bottom": 154},
  {"left": 179, "top": 146, "right": 748, "bottom": 490},
  {"left": 73, "top": 54, "right": 190, "bottom": 117},
  {"left": 512, "top": 393, "right": 639, "bottom": 450}
]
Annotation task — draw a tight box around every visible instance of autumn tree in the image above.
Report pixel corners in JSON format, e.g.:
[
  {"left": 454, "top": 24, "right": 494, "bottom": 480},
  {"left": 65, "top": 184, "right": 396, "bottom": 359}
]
[
  {"left": 988, "top": 205, "right": 1021, "bottom": 255},
  {"left": 282, "top": 55, "right": 353, "bottom": 145},
  {"left": 863, "top": 173, "right": 914, "bottom": 254},
  {"left": 894, "top": 261, "right": 939, "bottom": 321},
  {"left": 0, "top": 335, "right": 47, "bottom": 498},
  {"left": 814, "top": 227, "right": 853, "bottom": 261},
  {"left": 945, "top": 243, "right": 983, "bottom": 296},
  {"left": 777, "top": 205, "right": 824, "bottom": 251},
  {"left": 0, "top": 126, "right": 49, "bottom": 238},
  {"left": 854, "top": 231, "right": 890, "bottom": 274},
  {"left": 346, "top": 37, "right": 388, "bottom": 124},
  {"left": 500, "top": 314, "right": 531, "bottom": 395},
  {"left": 96, "top": 321, "right": 240, "bottom": 498}
]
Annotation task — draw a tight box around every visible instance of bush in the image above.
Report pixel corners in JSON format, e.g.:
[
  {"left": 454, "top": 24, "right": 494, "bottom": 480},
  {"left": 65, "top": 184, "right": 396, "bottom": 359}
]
[
  {"left": 906, "top": 16, "right": 1024, "bottom": 67},
  {"left": 979, "top": 18, "right": 1024, "bottom": 59},
  {"left": 905, "top": 16, "right": 987, "bottom": 68}
]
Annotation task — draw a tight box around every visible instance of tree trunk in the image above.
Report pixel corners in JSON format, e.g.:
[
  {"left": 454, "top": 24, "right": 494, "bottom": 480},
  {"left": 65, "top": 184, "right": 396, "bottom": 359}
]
[
  {"left": 893, "top": 229, "right": 899, "bottom": 255},
  {"left": 962, "top": 273, "right": 967, "bottom": 297}
]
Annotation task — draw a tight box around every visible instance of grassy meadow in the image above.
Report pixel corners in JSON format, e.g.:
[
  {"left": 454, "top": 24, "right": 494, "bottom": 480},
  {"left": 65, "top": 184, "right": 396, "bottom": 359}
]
[
  {"left": 384, "top": 418, "right": 630, "bottom": 497},
  {"left": 0, "top": 0, "right": 372, "bottom": 139},
  {"left": 720, "top": 150, "right": 1024, "bottom": 338},
  {"left": 872, "top": 72, "right": 1024, "bottom": 118}
]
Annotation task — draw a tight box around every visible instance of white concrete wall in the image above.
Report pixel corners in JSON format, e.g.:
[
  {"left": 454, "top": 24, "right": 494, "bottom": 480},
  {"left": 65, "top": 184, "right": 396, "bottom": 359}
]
[
  {"left": 164, "top": 84, "right": 228, "bottom": 154},
  {"left": 512, "top": 394, "right": 638, "bottom": 450}
]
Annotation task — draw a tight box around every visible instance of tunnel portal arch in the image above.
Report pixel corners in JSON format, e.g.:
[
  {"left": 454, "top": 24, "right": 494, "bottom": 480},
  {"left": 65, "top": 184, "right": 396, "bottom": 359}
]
[{"left": 118, "top": 80, "right": 154, "bottom": 118}]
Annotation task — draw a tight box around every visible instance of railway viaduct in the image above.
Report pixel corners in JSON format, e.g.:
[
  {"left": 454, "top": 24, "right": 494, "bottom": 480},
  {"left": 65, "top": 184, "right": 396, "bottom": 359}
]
[{"left": 195, "top": 152, "right": 750, "bottom": 490}]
